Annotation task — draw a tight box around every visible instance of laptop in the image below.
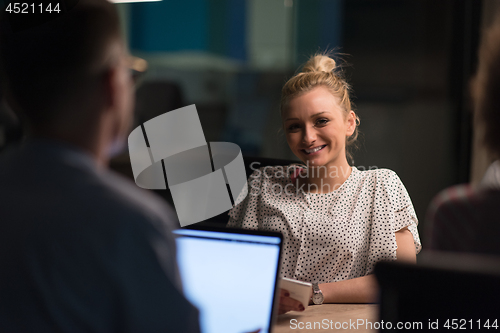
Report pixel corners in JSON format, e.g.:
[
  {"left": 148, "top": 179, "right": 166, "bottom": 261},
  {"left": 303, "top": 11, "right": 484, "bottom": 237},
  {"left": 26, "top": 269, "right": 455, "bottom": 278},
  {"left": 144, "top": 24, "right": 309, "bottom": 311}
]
[
  {"left": 375, "top": 253, "right": 500, "bottom": 332},
  {"left": 173, "top": 226, "right": 283, "bottom": 333}
]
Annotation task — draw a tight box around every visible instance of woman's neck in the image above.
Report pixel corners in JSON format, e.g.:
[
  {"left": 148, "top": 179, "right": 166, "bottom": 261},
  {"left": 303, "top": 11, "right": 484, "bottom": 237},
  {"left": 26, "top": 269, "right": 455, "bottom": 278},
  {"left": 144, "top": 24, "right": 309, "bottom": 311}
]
[{"left": 299, "top": 157, "right": 352, "bottom": 193}]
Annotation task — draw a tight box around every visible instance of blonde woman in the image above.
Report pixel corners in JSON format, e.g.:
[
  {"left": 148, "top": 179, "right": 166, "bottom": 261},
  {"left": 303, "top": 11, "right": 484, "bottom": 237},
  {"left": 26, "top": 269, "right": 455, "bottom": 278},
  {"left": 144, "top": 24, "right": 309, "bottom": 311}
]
[{"left": 228, "top": 54, "right": 421, "bottom": 313}]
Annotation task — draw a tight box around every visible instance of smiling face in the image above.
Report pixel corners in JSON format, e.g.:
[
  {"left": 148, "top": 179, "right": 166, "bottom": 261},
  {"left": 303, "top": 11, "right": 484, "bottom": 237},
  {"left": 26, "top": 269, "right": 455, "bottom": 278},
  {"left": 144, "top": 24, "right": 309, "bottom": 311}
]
[{"left": 283, "top": 86, "right": 356, "bottom": 170}]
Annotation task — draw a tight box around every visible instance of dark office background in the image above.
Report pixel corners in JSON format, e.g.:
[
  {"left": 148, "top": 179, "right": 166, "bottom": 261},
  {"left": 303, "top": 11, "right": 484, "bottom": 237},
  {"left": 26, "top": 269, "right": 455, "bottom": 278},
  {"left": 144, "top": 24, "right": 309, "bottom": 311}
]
[{"left": 1, "top": 0, "right": 497, "bottom": 242}]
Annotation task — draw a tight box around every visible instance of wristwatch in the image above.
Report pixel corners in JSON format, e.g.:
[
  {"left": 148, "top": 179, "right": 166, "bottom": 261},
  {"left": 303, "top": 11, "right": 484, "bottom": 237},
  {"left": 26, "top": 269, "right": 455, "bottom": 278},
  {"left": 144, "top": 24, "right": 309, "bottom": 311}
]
[{"left": 311, "top": 283, "right": 324, "bottom": 305}]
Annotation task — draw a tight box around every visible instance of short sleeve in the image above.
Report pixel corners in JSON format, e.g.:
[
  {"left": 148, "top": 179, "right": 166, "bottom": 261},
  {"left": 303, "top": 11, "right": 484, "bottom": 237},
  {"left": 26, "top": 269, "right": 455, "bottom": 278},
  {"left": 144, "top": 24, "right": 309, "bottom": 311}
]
[
  {"left": 227, "top": 168, "right": 263, "bottom": 230},
  {"left": 386, "top": 171, "right": 422, "bottom": 254}
]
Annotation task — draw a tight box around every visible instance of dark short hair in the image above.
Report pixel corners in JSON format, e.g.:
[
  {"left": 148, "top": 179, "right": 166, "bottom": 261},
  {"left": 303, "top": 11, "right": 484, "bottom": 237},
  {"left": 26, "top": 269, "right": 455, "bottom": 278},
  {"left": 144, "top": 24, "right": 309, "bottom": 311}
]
[
  {"left": 473, "top": 18, "right": 500, "bottom": 157},
  {"left": 0, "top": 0, "right": 121, "bottom": 125}
]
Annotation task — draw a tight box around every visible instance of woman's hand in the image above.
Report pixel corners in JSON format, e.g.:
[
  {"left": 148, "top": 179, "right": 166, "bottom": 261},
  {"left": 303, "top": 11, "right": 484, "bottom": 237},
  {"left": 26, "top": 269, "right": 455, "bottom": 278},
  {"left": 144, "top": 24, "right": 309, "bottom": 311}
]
[{"left": 278, "top": 288, "right": 304, "bottom": 315}]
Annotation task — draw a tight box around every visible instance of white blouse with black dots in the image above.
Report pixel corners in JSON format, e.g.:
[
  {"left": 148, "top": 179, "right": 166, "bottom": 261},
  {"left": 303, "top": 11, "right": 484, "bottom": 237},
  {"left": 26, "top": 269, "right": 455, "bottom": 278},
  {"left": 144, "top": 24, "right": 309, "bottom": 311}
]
[{"left": 227, "top": 166, "right": 422, "bottom": 284}]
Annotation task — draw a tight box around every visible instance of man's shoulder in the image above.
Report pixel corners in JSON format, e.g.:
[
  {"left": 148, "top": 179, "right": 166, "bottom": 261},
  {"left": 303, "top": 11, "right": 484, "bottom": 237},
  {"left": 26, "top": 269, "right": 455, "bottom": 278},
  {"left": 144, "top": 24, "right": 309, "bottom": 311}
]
[
  {"left": 429, "top": 185, "right": 500, "bottom": 215},
  {"left": 96, "top": 169, "right": 180, "bottom": 229},
  {"left": 0, "top": 142, "right": 180, "bottom": 231}
]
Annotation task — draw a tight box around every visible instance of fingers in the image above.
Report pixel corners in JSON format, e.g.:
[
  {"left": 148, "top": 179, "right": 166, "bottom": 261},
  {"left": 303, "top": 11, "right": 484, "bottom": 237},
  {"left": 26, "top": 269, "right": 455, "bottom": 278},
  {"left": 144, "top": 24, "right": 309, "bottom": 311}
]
[
  {"left": 278, "top": 288, "right": 305, "bottom": 315},
  {"left": 278, "top": 298, "right": 304, "bottom": 314},
  {"left": 279, "top": 288, "right": 289, "bottom": 297}
]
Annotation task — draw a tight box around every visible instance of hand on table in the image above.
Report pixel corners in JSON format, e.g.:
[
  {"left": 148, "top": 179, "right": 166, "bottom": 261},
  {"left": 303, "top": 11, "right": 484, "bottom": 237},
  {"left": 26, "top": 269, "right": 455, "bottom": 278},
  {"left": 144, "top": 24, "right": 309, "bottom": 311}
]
[{"left": 278, "top": 288, "right": 305, "bottom": 315}]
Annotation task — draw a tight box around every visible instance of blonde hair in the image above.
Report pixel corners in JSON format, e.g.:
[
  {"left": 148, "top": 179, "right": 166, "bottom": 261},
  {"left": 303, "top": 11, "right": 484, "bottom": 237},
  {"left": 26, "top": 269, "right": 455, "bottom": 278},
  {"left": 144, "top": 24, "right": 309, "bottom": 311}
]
[{"left": 280, "top": 53, "right": 360, "bottom": 163}]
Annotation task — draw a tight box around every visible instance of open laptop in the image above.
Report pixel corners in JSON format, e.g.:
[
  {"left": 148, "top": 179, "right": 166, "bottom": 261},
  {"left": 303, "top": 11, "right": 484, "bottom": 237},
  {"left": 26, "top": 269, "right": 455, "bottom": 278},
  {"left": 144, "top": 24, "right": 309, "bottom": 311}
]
[{"left": 173, "top": 226, "right": 283, "bottom": 333}]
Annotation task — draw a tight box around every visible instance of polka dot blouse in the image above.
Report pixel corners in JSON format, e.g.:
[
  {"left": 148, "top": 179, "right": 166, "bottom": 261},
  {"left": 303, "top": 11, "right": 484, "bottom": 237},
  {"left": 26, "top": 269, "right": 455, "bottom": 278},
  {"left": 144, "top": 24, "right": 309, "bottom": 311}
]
[{"left": 227, "top": 165, "right": 422, "bottom": 284}]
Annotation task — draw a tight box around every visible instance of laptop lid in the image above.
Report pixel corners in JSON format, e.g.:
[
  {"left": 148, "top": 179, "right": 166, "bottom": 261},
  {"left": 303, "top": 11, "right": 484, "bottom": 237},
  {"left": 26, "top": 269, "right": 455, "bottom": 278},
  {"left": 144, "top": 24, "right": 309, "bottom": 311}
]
[
  {"left": 173, "top": 226, "right": 283, "bottom": 333},
  {"left": 375, "top": 253, "right": 500, "bottom": 332}
]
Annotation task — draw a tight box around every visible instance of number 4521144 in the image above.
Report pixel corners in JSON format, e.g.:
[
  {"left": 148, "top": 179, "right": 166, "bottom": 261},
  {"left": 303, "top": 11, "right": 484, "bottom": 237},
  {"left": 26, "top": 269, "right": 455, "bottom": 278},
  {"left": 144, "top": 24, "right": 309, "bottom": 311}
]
[
  {"left": 443, "top": 319, "right": 498, "bottom": 330},
  {"left": 5, "top": 3, "right": 61, "bottom": 14}
]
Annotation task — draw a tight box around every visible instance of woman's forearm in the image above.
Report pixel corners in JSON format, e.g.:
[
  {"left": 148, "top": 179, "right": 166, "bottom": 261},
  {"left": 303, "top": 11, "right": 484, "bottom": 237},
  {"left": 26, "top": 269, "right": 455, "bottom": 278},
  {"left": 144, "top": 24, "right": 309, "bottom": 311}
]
[
  {"left": 318, "top": 274, "right": 379, "bottom": 304},
  {"left": 317, "top": 227, "right": 416, "bottom": 304}
]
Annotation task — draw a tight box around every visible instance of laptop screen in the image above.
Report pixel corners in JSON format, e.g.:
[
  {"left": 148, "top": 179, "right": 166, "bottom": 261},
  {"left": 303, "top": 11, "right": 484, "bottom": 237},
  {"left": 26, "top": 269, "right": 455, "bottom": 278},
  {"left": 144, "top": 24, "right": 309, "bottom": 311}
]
[{"left": 173, "top": 228, "right": 283, "bottom": 333}]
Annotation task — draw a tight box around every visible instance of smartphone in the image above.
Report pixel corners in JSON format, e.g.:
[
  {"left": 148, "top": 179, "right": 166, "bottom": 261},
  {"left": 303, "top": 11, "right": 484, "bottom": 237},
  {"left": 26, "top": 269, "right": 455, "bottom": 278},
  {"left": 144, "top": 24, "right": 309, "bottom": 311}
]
[{"left": 278, "top": 277, "right": 312, "bottom": 309}]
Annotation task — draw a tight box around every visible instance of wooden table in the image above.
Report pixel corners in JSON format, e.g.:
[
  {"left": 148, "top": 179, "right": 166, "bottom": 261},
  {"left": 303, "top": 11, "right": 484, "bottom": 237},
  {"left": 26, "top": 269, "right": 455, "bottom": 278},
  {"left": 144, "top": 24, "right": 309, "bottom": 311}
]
[{"left": 273, "top": 304, "right": 379, "bottom": 333}]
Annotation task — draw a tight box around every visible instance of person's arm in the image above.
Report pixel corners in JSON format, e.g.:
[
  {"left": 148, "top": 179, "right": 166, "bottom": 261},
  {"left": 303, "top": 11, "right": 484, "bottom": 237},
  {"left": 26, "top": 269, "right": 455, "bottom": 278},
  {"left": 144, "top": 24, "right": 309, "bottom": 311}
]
[
  {"left": 115, "top": 217, "right": 200, "bottom": 333},
  {"left": 394, "top": 227, "right": 417, "bottom": 263},
  {"left": 317, "top": 275, "right": 378, "bottom": 304},
  {"left": 280, "top": 226, "right": 417, "bottom": 310},
  {"left": 316, "top": 227, "right": 416, "bottom": 304}
]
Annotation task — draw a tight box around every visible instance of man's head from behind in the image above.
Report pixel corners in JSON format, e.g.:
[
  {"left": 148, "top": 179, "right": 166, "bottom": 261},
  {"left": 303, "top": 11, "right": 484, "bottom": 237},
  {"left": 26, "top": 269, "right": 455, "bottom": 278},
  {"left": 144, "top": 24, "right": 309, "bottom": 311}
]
[{"left": 0, "top": 0, "right": 133, "bottom": 159}]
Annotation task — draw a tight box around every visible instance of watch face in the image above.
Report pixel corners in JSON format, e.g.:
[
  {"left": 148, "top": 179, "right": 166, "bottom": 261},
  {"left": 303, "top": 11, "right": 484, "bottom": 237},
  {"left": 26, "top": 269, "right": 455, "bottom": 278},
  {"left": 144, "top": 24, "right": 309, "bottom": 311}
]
[{"left": 312, "top": 293, "right": 324, "bottom": 305}]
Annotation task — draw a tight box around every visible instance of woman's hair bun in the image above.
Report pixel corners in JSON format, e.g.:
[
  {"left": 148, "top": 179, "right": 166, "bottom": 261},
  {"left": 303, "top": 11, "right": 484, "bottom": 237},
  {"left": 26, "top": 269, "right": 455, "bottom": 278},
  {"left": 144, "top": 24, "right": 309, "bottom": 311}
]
[{"left": 301, "top": 54, "right": 336, "bottom": 73}]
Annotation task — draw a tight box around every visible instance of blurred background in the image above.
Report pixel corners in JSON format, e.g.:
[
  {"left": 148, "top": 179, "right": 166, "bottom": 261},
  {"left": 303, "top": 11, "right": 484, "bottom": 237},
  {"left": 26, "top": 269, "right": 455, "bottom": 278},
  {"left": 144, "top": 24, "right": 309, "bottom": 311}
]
[{"left": 2, "top": 0, "right": 500, "bottom": 240}]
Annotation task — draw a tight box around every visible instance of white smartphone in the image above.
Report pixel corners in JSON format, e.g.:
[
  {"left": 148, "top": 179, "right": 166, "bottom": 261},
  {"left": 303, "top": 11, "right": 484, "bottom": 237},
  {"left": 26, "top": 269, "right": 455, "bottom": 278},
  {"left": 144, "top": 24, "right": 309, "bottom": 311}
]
[{"left": 278, "top": 277, "right": 312, "bottom": 309}]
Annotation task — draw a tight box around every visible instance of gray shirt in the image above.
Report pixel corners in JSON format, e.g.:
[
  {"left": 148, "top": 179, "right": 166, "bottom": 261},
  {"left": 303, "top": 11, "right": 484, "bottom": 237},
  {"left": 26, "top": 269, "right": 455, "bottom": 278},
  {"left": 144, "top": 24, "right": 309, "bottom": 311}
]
[{"left": 0, "top": 140, "right": 199, "bottom": 333}]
